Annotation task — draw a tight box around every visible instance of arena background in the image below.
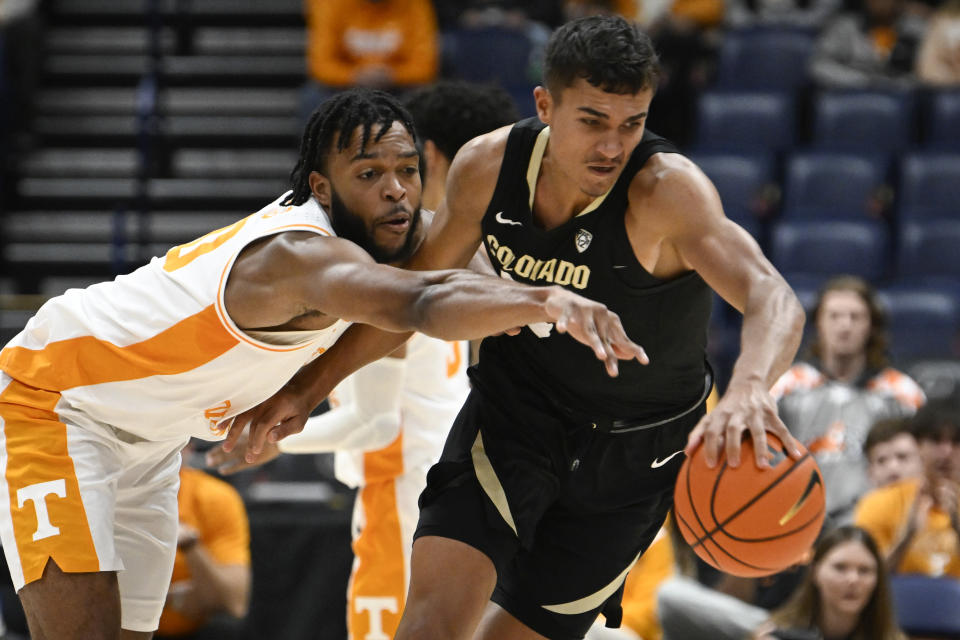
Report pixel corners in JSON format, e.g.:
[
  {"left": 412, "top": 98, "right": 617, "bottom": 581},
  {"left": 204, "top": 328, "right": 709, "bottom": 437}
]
[{"left": 0, "top": 1, "right": 957, "bottom": 638}]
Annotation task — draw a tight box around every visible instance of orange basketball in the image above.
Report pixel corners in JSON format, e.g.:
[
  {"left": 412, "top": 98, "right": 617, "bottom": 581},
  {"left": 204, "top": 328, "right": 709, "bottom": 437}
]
[{"left": 673, "top": 433, "right": 826, "bottom": 577}]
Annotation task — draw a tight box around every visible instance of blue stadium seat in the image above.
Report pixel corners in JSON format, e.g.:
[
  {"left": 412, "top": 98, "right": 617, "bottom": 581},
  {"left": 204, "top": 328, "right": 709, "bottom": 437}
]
[
  {"left": 897, "top": 219, "right": 960, "bottom": 283},
  {"left": 898, "top": 152, "right": 960, "bottom": 221},
  {"left": 687, "top": 152, "right": 776, "bottom": 227},
  {"left": 442, "top": 27, "right": 537, "bottom": 117},
  {"left": 927, "top": 89, "right": 960, "bottom": 149},
  {"left": 715, "top": 28, "right": 816, "bottom": 92},
  {"left": 781, "top": 152, "right": 888, "bottom": 220},
  {"left": 812, "top": 90, "right": 915, "bottom": 153},
  {"left": 695, "top": 91, "right": 794, "bottom": 153},
  {"left": 880, "top": 287, "right": 960, "bottom": 364},
  {"left": 771, "top": 220, "right": 889, "bottom": 282}
]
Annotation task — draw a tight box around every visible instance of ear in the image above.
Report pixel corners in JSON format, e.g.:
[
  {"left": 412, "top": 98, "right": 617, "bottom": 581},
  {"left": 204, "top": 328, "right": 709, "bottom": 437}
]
[
  {"left": 534, "top": 86, "right": 553, "bottom": 125},
  {"left": 308, "top": 171, "right": 331, "bottom": 208}
]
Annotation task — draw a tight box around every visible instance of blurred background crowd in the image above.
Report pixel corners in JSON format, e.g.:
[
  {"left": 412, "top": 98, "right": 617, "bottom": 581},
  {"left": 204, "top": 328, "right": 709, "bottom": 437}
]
[{"left": 0, "top": 0, "right": 958, "bottom": 639}]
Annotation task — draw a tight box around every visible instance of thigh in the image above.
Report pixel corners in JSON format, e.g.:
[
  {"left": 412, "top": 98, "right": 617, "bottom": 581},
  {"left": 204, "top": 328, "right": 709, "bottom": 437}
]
[
  {"left": 114, "top": 440, "right": 182, "bottom": 635},
  {"left": 18, "top": 557, "right": 122, "bottom": 640},
  {"left": 394, "top": 536, "right": 497, "bottom": 640}
]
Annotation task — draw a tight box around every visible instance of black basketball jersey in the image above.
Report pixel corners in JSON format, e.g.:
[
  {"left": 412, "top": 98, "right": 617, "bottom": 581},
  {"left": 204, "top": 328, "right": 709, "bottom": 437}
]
[{"left": 474, "top": 118, "right": 712, "bottom": 422}]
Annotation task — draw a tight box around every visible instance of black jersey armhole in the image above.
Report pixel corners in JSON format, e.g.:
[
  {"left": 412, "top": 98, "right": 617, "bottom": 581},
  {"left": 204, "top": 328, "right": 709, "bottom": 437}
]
[{"left": 486, "top": 118, "right": 546, "bottom": 216}]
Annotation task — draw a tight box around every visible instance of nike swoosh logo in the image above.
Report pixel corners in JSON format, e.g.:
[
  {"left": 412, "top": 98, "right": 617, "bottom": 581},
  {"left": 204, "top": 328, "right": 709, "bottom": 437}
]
[
  {"left": 650, "top": 450, "right": 684, "bottom": 468},
  {"left": 495, "top": 211, "right": 522, "bottom": 226}
]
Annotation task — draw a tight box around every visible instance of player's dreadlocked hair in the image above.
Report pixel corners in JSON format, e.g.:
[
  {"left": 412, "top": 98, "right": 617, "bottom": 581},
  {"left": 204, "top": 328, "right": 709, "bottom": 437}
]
[{"left": 282, "top": 88, "right": 419, "bottom": 207}]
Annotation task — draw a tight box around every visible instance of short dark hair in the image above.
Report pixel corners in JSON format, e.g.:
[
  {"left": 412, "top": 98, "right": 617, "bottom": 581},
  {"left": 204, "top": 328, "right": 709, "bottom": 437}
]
[
  {"left": 283, "top": 88, "right": 418, "bottom": 207},
  {"left": 403, "top": 81, "right": 519, "bottom": 162},
  {"left": 912, "top": 398, "right": 960, "bottom": 443},
  {"left": 864, "top": 417, "right": 915, "bottom": 456},
  {"left": 542, "top": 15, "right": 660, "bottom": 95}
]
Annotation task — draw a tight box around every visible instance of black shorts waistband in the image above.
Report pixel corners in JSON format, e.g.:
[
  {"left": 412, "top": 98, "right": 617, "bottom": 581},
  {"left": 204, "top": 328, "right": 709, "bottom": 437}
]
[{"left": 594, "top": 363, "right": 713, "bottom": 434}]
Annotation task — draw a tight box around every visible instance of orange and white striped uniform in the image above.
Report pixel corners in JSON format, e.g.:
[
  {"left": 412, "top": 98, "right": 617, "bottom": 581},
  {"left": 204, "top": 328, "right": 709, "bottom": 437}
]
[
  {"left": 0, "top": 193, "right": 346, "bottom": 632},
  {"left": 279, "top": 333, "right": 469, "bottom": 640}
]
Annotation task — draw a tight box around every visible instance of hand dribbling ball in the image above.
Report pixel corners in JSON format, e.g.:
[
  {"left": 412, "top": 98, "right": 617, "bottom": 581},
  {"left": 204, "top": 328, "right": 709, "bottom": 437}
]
[{"left": 673, "top": 433, "right": 825, "bottom": 577}]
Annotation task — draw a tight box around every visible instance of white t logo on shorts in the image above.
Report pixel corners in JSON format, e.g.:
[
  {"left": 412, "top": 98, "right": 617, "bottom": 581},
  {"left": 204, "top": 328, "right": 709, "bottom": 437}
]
[
  {"left": 17, "top": 479, "right": 67, "bottom": 541},
  {"left": 355, "top": 596, "right": 398, "bottom": 640}
]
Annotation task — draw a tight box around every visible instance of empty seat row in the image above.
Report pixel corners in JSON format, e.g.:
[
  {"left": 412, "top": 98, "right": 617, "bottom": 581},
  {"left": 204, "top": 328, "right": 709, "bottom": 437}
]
[
  {"left": 690, "top": 151, "right": 960, "bottom": 222},
  {"left": 696, "top": 89, "right": 959, "bottom": 153}
]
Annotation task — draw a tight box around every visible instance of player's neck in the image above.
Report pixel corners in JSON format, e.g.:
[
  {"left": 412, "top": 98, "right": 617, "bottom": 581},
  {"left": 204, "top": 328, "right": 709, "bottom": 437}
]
[
  {"left": 822, "top": 352, "right": 867, "bottom": 383},
  {"left": 533, "top": 156, "right": 594, "bottom": 230}
]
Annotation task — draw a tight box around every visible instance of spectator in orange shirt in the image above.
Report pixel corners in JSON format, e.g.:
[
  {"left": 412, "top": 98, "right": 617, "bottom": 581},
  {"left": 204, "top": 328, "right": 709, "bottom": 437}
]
[
  {"left": 302, "top": 0, "right": 439, "bottom": 122},
  {"left": 156, "top": 443, "right": 251, "bottom": 640},
  {"left": 854, "top": 399, "right": 960, "bottom": 578}
]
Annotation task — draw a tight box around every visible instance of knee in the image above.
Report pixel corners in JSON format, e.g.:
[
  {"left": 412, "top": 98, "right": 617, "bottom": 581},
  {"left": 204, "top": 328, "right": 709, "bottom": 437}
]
[{"left": 396, "top": 605, "right": 467, "bottom": 640}]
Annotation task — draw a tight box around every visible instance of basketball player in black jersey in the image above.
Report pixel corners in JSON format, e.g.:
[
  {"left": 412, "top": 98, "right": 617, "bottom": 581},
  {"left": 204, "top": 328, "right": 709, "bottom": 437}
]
[{"left": 225, "top": 15, "right": 807, "bottom": 640}]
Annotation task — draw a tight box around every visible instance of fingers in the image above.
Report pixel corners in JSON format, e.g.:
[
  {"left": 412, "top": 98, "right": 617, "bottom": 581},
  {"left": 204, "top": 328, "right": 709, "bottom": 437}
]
[
  {"left": 746, "top": 412, "right": 769, "bottom": 469},
  {"left": 220, "top": 413, "right": 250, "bottom": 453},
  {"left": 724, "top": 417, "right": 746, "bottom": 468},
  {"left": 267, "top": 416, "right": 309, "bottom": 443},
  {"left": 245, "top": 408, "right": 283, "bottom": 463},
  {"left": 768, "top": 413, "right": 803, "bottom": 459}
]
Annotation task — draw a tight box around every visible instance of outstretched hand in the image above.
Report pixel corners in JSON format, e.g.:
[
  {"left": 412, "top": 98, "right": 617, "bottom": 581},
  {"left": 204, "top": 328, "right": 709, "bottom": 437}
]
[
  {"left": 206, "top": 429, "right": 281, "bottom": 475},
  {"left": 684, "top": 379, "right": 803, "bottom": 469},
  {"left": 543, "top": 287, "right": 648, "bottom": 377},
  {"left": 220, "top": 381, "right": 315, "bottom": 464}
]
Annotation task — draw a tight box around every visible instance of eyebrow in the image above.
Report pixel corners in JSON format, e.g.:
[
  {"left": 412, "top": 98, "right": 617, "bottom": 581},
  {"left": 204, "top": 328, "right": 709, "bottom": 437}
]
[
  {"left": 351, "top": 149, "right": 420, "bottom": 162},
  {"left": 577, "top": 107, "right": 647, "bottom": 123}
]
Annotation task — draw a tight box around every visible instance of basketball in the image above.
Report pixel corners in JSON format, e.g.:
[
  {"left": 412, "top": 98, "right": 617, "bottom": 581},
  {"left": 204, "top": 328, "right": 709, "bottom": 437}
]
[{"left": 673, "top": 433, "right": 826, "bottom": 577}]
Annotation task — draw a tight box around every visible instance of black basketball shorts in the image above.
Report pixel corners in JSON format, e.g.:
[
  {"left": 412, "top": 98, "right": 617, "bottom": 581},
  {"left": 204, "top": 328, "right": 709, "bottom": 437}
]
[{"left": 414, "top": 386, "right": 707, "bottom": 640}]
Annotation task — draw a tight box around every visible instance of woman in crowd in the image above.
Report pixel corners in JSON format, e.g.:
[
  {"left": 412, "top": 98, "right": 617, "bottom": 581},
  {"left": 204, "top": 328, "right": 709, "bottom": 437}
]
[{"left": 752, "top": 526, "right": 905, "bottom": 640}]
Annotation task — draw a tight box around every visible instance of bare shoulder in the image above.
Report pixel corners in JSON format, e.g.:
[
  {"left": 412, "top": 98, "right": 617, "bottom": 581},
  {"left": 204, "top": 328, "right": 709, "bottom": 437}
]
[
  {"left": 233, "top": 231, "right": 364, "bottom": 276},
  {"left": 629, "top": 151, "right": 724, "bottom": 235},
  {"left": 226, "top": 230, "right": 375, "bottom": 329},
  {"left": 447, "top": 124, "right": 513, "bottom": 206}
]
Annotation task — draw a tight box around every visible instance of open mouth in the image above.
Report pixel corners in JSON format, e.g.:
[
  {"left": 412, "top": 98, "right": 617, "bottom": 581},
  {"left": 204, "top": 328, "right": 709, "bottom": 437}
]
[
  {"left": 588, "top": 165, "right": 617, "bottom": 176},
  {"left": 378, "top": 212, "right": 411, "bottom": 234}
]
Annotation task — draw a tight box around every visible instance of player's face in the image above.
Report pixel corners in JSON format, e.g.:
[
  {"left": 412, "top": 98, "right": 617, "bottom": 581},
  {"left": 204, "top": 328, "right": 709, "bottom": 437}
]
[
  {"left": 321, "top": 121, "right": 423, "bottom": 263},
  {"left": 867, "top": 433, "right": 923, "bottom": 487},
  {"left": 816, "top": 290, "right": 871, "bottom": 360},
  {"left": 813, "top": 540, "right": 878, "bottom": 619},
  {"left": 535, "top": 79, "right": 652, "bottom": 198}
]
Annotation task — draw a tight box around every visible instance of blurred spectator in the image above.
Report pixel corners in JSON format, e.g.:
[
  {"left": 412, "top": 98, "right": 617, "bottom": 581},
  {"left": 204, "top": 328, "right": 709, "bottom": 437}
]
[
  {"left": 865, "top": 417, "right": 924, "bottom": 488},
  {"left": 403, "top": 81, "right": 519, "bottom": 211},
  {"left": 751, "top": 526, "right": 906, "bottom": 640},
  {"left": 156, "top": 443, "right": 251, "bottom": 640},
  {"left": 726, "top": 0, "right": 841, "bottom": 29},
  {"left": 434, "top": 1, "right": 565, "bottom": 31},
  {"left": 771, "top": 275, "right": 926, "bottom": 527},
  {"left": 645, "top": 0, "right": 725, "bottom": 146},
  {"left": 809, "top": 0, "right": 927, "bottom": 88},
  {"left": 854, "top": 400, "right": 960, "bottom": 577},
  {"left": 916, "top": 0, "right": 960, "bottom": 85},
  {"left": 302, "top": 0, "right": 438, "bottom": 121},
  {"left": 564, "top": 0, "right": 640, "bottom": 21}
]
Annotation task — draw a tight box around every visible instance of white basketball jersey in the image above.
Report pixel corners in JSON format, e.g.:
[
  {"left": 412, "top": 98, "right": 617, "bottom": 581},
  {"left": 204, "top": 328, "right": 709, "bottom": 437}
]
[
  {"left": 0, "top": 194, "right": 349, "bottom": 442},
  {"left": 334, "top": 334, "right": 469, "bottom": 487}
]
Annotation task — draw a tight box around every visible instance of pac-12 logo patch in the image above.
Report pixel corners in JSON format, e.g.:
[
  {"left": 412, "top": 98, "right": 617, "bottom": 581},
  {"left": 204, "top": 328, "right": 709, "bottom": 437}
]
[{"left": 575, "top": 229, "right": 593, "bottom": 253}]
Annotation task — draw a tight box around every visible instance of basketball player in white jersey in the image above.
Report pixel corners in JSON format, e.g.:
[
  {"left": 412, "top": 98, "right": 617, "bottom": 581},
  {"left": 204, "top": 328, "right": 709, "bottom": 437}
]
[
  {"left": 0, "top": 89, "right": 646, "bottom": 640},
  {"left": 206, "top": 82, "right": 521, "bottom": 640}
]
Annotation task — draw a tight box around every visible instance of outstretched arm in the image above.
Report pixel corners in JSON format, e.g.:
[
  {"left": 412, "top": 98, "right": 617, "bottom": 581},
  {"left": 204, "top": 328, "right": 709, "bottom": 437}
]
[{"left": 631, "top": 155, "right": 805, "bottom": 469}]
